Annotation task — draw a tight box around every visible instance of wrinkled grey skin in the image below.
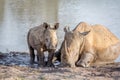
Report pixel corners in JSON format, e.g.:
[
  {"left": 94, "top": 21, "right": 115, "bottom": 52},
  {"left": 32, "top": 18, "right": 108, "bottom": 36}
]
[
  {"left": 60, "top": 27, "right": 89, "bottom": 67},
  {"left": 58, "top": 22, "right": 120, "bottom": 68},
  {"left": 27, "top": 22, "right": 59, "bottom": 67}
]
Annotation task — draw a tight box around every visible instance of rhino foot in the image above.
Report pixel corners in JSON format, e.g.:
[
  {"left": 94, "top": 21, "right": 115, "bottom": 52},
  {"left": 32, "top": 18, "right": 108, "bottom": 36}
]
[
  {"left": 76, "top": 59, "right": 90, "bottom": 67},
  {"left": 77, "top": 62, "right": 89, "bottom": 68},
  {"left": 77, "top": 53, "right": 94, "bottom": 67},
  {"left": 46, "top": 62, "right": 54, "bottom": 67},
  {"left": 38, "top": 64, "right": 46, "bottom": 67},
  {"left": 30, "top": 60, "right": 35, "bottom": 65},
  {"left": 37, "top": 61, "right": 46, "bottom": 67}
]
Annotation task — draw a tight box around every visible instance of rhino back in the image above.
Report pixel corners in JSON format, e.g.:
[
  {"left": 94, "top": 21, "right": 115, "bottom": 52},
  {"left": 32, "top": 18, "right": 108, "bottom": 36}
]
[
  {"left": 28, "top": 25, "right": 45, "bottom": 49},
  {"left": 92, "top": 24, "right": 120, "bottom": 49},
  {"left": 74, "top": 22, "right": 119, "bottom": 50},
  {"left": 73, "top": 22, "right": 120, "bottom": 61},
  {"left": 80, "top": 24, "right": 120, "bottom": 62},
  {"left": 91, "top": 25, "right": 120, "bottom": 61},
  {"left": 73, "top": 22, "right": 91, "bottom": 32}
]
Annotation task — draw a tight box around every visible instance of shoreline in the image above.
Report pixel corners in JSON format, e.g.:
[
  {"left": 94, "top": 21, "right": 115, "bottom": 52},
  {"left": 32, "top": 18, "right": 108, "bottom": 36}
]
[{"left": 0, "top": 51, "right": 120, "bottom": 80}]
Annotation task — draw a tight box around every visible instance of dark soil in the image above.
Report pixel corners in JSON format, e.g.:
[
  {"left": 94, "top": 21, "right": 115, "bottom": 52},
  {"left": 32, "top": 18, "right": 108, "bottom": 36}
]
[{"left": 0, "top": 52, "right": 120, "bottom": 80}]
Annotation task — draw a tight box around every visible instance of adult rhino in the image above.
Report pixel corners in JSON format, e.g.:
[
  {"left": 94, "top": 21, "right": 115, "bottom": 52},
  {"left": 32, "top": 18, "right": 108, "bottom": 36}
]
[
  {"left": 27, "top": 22, "right": 59, "bottom": 67},
  {"left": 60, "top": 22, "right": 120, "bottom": 67}
]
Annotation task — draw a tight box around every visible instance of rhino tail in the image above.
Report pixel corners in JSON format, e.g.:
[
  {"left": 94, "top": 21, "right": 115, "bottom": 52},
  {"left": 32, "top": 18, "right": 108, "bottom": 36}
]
[{"left": 27, "top": 29, "right": 32, "bottom": 47}]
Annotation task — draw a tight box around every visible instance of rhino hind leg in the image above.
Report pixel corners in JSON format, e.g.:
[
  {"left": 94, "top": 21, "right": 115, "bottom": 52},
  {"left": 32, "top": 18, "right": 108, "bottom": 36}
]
[
  {"left": 37, "top": 54, "right": 39, "bottom": 62},
  {"left": 77, "top": 53, "right": 94, "bottom": 67},
  {"left": 29, "top": 46, "right": 35, "bottom": 64}
]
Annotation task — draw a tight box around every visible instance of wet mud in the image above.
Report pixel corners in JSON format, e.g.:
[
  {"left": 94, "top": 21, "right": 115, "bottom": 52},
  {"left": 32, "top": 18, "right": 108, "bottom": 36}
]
[{"left": 0, "top": 52, "right": 120, "bottom": 80}]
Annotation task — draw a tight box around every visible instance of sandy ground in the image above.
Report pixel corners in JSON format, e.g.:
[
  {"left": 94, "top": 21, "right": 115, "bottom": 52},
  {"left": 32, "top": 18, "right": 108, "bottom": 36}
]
[{"left": 0, "top": 52, "right": 120, "bottom": 80}]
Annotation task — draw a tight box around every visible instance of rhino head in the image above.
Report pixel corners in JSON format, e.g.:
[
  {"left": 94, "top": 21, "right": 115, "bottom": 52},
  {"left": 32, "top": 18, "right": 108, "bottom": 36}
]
[
  {"left": 43, "top": 22, "right": 59, "bottom": 50},
  {"left": 61, "top": 26, "right": 90, "bottom": 67}
]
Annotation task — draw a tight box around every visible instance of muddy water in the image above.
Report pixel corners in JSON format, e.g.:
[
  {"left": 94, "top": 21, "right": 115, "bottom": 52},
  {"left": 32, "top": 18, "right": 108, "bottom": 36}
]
[{"left": 0, "top": 0, "right": 120, "bottom": 61}]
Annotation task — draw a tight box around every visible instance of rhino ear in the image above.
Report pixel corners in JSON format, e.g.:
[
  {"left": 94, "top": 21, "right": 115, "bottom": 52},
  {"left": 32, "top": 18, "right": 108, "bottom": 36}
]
[
  {"left": 80, "top": 30, "right": 90, "bottom": 36},
  {"left": 64, "top": 26, "right": 70, "bottom": 33},
  {"left": 43, "top": 22, "right": 48, "bottom": 29},
  {"left": 54, "top": 23, "right": 59, "bottom": 30}
]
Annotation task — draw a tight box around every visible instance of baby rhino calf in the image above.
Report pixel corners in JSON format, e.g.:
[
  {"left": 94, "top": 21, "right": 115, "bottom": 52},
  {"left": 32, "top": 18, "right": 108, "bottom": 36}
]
[{"left": 27, "top": 22, "right": 59, "bottom": 67}]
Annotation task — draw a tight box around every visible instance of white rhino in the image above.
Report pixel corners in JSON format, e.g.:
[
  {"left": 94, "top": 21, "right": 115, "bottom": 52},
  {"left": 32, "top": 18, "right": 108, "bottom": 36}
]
[
  {"left": 60, "top": 22, "right": 120, "bottom": 67},
  {"left": 27, "top": 22, "right": 59, "bottom": 67}
]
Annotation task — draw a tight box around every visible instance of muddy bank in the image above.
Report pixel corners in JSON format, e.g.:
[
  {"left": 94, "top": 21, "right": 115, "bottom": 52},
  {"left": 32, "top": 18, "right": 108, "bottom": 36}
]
[
  {"left": 0, "top": 52, "right": 120, "bottom": 80},
  {"left": 0, "top": 52, "right": 30, "bottom": 67}
]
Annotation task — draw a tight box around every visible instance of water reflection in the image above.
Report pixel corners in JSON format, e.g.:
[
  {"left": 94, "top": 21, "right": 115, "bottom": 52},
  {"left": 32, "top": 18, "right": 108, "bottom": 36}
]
[
  {"left": 0, "top": 0, "right": 5, "bottom": 24},
  {"left": 0, "top": 0, "right": 59, "bottom": 52}
]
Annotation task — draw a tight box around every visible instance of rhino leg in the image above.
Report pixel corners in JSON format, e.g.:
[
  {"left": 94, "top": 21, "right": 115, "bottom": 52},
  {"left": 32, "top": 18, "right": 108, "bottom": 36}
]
[
  {"left": 77, "top": 53, "right": 94, "bottom": 67},
  {"left": 47, "top": 50, "right": 55, "bottom": 67},
  {"left": 37, "top": 54, "right": 39, "bottom": 62},
  {"left": 29, "top": 46, "right": 35, "bottom": 64},
  {"left": 38, "top": 52, "right": 45, "bottom": 67},
  {"left": 37, "top": 48, "right": 45, "bottom": 67},
  {"left": 54, "top": 50, "right": 61, "bottom": 62}
]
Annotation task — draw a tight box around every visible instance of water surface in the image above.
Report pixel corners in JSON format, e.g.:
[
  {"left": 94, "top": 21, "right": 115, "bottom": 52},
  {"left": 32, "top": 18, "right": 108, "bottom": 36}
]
[{"left": 0, "top": 0, "right": 120, "bottom": 61}]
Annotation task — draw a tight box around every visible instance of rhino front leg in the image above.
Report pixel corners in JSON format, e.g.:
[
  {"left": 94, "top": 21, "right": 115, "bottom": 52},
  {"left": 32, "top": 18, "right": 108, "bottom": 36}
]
[
  {"left": 37, "top": 48, "right": 45, "bottom": 67},
  {"left": 77, "top": 53, "right": 94, "bottom": 67},
  {"left": 47, "top": 50, "right": 55, "bottom": 67}
]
